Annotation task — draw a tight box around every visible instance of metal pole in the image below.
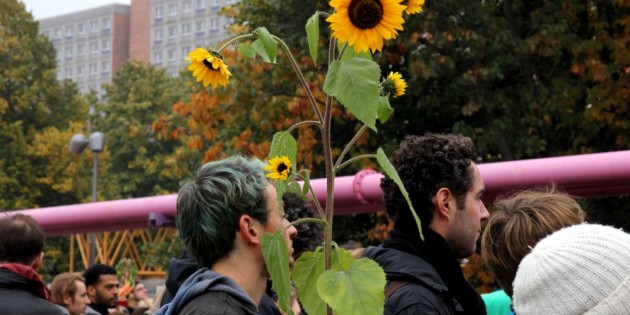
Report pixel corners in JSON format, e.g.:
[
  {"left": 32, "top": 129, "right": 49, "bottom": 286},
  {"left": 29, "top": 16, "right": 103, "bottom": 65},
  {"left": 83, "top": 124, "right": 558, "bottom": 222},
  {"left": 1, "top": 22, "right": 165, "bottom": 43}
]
[{"left": 90, "top": 152, "right": 98, "bottom": 266}]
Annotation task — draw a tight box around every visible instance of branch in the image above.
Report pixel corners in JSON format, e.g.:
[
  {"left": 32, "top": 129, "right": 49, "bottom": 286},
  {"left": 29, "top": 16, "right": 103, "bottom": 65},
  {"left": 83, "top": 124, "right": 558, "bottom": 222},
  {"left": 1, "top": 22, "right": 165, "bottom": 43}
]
[
  {"left": 335, "top": 154, "right": 377, "bottom": 174},
  {"left": 286, "top": 120, "right": 321, "bottom": 134},
  {"left": 334, "top": 124, "right": 368, "bottom": 169},
  {"left": 215, "top": 33, "right": 258, "bottom": 52}
]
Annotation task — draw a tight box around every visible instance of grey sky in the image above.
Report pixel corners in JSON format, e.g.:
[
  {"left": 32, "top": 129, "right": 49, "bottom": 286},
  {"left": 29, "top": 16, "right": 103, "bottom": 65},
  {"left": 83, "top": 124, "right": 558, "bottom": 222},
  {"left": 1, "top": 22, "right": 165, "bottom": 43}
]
[{"left": 20, "top": 0, "right": 130, "bottom": 20}]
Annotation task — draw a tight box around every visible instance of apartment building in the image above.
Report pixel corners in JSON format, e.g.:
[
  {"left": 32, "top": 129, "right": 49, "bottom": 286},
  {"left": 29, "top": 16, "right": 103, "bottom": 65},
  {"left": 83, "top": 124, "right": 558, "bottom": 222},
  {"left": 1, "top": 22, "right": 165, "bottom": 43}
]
[
  {"left": 38, "top": 0, "right": 238, "bottom": 93},
  {"left": 39, "top": 4, "right": 130, "bottom": 94}
]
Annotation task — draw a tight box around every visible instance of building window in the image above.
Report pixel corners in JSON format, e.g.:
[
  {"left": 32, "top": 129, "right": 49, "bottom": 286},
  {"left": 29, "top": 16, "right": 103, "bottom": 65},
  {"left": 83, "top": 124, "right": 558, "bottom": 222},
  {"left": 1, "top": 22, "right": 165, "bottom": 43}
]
[
  {"left": 65, "top": 67, "right": 73, "bottom": 78},
  {"left": 195, "top": 20, "right": 205, "bottom": 34},
  {"left": 66, "top": 26, "right": 73, "bottom": 37},
  {"left": 54, "top": 28, "right": 61, "bottom": 39},
  {"left": 78, "top": 23, "right": 85, "bottom": 34},
  {"left": 182, "top": 23, "right": 191, "bottom": 36},
  {"left": 169, "top": 4, "right": 177, "bottom": 16},
  {"left": 153, "top": 51, "right": 163, "bottom": 63},
  {"left": 90, "top": 41, "right": 98, "bottom": 53},
  {"left": 90, "top": 20, "right": 98, "bottom": 32},
  {"left": 56, "top": 69, "right": 62, "bottom": 80},
  {"left": 210, "top": 17, "right": 219, "bottom": 30},
  {"left": 168, "top": 48, "right": 176, "bottom": 61},
  {"left": 89, "top": 63, "right": 97, "bottom": 75},
  {"left": 65, "top": 46, "right": 73, "bottom": 58},
  {"left": 168, "top": 26, "right": 177, "bottom": 38},
  {"left": 77, "top": 44, "right": 84, "bottom": 55},
  {"left": 183, "top": 0, "right": 191, "bottom": 12},
  {"left": 102, "top": 40, "right": 110, "bottom": 52},
  {"left": 181, "top": 46, "right": 190, "bottom": 59},
  {"left": 102, "top": 61, "right": 110, "bottom": 75},
  {"left": 77, "top": 65, "right": 84, "bottom": 77},
  {"left": 155, "top": 6, "right": 163, "bottom": 18},
  {"left": 103, "top": 18, "right": 111, "bottom": 30},
  {"left": 154, "top": 29, "right": 163, "bottom": 41},
  {"left": 196, "top": 0, "right": 205, "bottom": 9}
]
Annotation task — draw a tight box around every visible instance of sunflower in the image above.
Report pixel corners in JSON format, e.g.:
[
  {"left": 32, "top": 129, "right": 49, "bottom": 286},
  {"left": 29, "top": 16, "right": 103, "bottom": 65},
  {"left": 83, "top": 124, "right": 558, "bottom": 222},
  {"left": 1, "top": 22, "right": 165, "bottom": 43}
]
[
  {"left": 382, "top": 72, "right": 407, "bottom": 98},
  {"left": 265, "top": 156, "right": 292, "bottom": 181},
  {"left": 186, "top": 48, "right": 232, "bottom": 88},
  {"left": 403, "top": 0, "right": 424, "bottom": 15},
  {"left": 327, "top": 0, "right": 406, "bottom": 53}
]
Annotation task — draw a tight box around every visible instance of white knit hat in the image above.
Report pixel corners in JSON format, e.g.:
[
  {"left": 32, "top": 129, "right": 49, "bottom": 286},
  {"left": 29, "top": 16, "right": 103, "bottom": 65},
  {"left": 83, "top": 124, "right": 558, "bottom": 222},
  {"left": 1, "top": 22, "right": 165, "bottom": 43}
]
[{"left": 512, "top": 224, "right": 630, "bottom": 315}]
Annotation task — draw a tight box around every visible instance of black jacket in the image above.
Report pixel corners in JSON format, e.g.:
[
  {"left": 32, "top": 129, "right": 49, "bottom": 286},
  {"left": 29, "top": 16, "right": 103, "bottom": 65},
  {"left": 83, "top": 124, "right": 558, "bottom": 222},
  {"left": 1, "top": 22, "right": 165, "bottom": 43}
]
[
  {"left": 0, "top": 269, "right": 65, "bottom": 315},
  {"left": 364, "top": 229, "right": 486, "bottom": 315}
]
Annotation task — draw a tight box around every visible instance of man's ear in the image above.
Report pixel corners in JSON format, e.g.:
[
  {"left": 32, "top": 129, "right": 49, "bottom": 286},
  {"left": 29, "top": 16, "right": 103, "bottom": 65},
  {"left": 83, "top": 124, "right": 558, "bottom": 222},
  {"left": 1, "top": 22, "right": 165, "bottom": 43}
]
[
  {"left": 87, "top": 285, "right": 96, "bottom": 299},
  {"left": 238, "top": 214, "right": 262, "bottom": 245},
  {"left": 62, "top": 293, "right": 73, "bottom": 307},
  {"left": 433, "top": 187, "right": 455, "bottom": 221}
]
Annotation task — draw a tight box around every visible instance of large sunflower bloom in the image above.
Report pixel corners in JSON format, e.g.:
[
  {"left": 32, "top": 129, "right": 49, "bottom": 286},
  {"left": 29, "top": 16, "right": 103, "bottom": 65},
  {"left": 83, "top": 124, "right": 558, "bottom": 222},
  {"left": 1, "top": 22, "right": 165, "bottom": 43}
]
[
  {"left": 327, "top": 0, "right": 406, "bottom": 53},
  {"left": 403, "top": 0, "right": 424, "bottom": 15},
  {"left": 186, "top": 48, "right": 232, "bottom": 88},
  {"left": 384, "top": 72, "right": 407, "bottom": 98},
  {"left": 265, "top": 156, "right": 292, "bottom": 181}
]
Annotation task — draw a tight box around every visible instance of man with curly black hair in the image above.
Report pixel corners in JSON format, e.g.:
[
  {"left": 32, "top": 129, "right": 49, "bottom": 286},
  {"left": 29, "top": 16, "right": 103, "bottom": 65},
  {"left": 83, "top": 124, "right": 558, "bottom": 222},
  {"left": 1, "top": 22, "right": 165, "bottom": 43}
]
[{"left": 364, "top": 133, "right": 489, "bottom": 315}]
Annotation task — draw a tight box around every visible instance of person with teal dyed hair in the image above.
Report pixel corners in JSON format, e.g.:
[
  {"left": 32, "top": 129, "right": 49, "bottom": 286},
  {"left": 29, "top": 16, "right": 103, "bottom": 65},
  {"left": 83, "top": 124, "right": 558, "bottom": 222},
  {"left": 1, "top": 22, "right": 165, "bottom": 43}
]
[{"left": 155, "top": 156, "right": 297, "bottom": 315}]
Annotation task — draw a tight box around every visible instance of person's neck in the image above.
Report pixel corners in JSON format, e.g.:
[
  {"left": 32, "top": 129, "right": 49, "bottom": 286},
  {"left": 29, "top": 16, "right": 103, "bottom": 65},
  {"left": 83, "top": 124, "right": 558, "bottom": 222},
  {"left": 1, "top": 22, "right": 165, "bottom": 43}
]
[{"left": 212, "top": 252, "right": 267, "bottom": 304}]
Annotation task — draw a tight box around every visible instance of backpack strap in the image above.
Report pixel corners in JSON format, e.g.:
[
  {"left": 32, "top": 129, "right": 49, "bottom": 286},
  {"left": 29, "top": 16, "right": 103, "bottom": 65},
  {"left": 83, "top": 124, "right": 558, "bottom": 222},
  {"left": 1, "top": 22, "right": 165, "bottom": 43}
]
[{"left": 385, "top": 281, "right": 410, "bottom": 299}]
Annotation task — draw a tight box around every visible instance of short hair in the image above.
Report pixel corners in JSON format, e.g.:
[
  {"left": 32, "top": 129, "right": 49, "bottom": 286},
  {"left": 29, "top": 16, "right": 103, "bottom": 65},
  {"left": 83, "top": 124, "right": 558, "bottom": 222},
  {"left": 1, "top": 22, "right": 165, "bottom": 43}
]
[
  {"left": 381, "top": 134, "right": 477, "bottom": 232},
  {"left": 177, "top": 155, "right": 270, "bottom": 268},
  {"left": 0, "top": 214, "right": 45, "bottom": 264},
  {"left": 481, "top": 187, "right": 585, "bottom": 297},
  {"left": 51, "top": 272, "right": 85, "bottom": 306},
  {"left": 283, "top": 192, "right": 323, "bottom": 256},
  {"left": 83, "top": 263, "right": 117, "bottom": 287}
]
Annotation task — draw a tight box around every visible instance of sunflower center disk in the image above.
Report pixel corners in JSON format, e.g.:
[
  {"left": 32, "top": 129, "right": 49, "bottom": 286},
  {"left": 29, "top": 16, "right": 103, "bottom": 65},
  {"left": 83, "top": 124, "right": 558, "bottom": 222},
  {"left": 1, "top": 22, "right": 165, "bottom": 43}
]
[
  {"left": 203, "top": 59, "right": 219, "bottom": 70},
  {"left": 349, "top": 0, "right": 384, "bottom": 30},
  {"left": 277, "top": 163, "right": 288, "bottom": 173}
]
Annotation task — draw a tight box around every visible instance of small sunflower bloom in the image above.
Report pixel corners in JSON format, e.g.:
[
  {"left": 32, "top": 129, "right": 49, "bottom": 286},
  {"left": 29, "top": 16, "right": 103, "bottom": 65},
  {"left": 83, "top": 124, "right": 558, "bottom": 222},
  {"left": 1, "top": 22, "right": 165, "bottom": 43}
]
[
  {"left": 265, "top": 156, "right": 292, "bottom": 181},
  {"left": 186, "top": 48, "right": 232, "bottom": 88},
  {"left": 383, "top": 72, "right": 407, "bottom": 98},
  {"left": 403, "top": 0, "right": 424, "bottom": 15},
  {"left": 327, "top": 0, "right": 406, "bottom": 53}
]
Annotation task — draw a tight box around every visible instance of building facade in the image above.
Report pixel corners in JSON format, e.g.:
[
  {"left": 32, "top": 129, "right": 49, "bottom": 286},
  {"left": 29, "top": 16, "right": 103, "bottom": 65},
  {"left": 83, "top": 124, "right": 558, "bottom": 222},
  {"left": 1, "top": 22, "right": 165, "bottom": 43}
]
[
  {"left": 39, "top": 0, "right": 238, "bottom": 93},
  {"left": 39, "top": 4, "right": 130, "bottom": 94}
]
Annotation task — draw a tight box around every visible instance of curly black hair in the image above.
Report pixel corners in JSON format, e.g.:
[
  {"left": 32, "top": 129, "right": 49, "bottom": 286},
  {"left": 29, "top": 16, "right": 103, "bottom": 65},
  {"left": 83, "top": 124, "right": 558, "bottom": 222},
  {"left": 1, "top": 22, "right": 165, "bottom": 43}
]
[
  {"left": 283, "top": 192, "right": 324, "bottom": 256},
  {"left": 381, "top": 133, "right": 477, "bottom": 233}
]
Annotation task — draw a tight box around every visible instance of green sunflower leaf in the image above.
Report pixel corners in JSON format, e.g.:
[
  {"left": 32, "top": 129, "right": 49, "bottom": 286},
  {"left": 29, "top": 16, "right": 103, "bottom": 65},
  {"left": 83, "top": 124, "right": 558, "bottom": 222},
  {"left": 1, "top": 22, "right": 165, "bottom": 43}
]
[
  {"left": 331, "top": 247, "right": 354, "bottom": 271},
  {"left": 269, "top": 131, "right": 297, "bottom": 172},
  {"left": 305, "top": 12, "right": 320, "bottom": 64},
  {"left": 293, "top": 250, "right": 326, "bottom": 315},
  {"left": 275, "top": 180, "right": 287, "bottom": 217},
  {"left": 339, "top": 44, "right": 373, "bottom": 62},
  {"left": 252, "top": 39, "right": 272, "bottom": 63},
  {"left": 377, "top": 95, "right": 394, "bottom": 123},
  {"left": 323, "top": 58, "right": 381, "bottom": 131},
  {"left": 262, "top": 231, "right": 294, "bottom": 315},
  {"left": 376, "top": 148, "right": 423, "bottom": 240},
  {"left": 237, "top": 42, "right": 256, "bottom": 59},
  {"left": 316, "top": 258, "right": 386, "bottom": 315},
  {"left": 255, "top": 27, "right": 277, "bottom": 63},
  {"left": 301, "top": 169, "right": 311, "bottom": 197}
]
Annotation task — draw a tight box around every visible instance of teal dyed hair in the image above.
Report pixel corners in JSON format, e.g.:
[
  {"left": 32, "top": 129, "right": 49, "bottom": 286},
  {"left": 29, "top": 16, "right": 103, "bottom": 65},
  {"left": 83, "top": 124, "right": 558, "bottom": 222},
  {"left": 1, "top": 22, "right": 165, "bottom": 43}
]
[{"left": 176, "top": 156, "right": 270, "bottom": 267}]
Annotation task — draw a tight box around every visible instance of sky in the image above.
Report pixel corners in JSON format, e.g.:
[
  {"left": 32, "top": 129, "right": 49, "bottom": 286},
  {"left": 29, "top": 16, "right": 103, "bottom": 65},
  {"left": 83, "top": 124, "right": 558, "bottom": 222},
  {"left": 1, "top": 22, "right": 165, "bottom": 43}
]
[{"left": 20, "top": 0, "right": 131, "bottom": 20}]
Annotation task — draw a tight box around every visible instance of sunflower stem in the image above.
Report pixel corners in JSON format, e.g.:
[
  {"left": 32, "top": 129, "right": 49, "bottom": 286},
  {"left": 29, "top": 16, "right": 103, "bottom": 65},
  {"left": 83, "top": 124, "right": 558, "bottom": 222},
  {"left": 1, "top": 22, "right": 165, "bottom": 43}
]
[
  {"left": 215, "top": 33, "right": 258, "bottom": 53},
  {"left": 293, "top": 173, "right": 325, "bottom": 221},
  {"left": 271, "top": 35, "right": 324, "bottom": 125},
  {"left": 335, "top": 154, "right": 377, "bottom": 174},
  {"left": 338, "top": 43, "right": 348, "bottom": 61},
  {"left": 284, "top": 218, "right": 328, "bottom": 231},
  {"left": 334, "top": 125, "right": 368, "bottom": 170},
  {"left": 286, "top": 120, "right": 321, "bottom": 134}
]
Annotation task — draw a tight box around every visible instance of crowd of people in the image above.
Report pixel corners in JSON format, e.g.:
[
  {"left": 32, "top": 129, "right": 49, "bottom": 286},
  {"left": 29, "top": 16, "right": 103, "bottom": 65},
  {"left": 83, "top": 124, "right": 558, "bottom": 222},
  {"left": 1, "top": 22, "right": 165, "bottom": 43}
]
[{"left": 1, "top": 133, "right": 629, "bottom": 315}]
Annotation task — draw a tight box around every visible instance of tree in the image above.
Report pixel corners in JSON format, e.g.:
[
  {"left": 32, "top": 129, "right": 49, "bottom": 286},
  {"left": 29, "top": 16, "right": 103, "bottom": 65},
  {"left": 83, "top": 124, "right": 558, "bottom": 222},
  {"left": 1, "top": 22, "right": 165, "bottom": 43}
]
[{"left": 0, "top": 0, "right": 87, "bottom": 210}]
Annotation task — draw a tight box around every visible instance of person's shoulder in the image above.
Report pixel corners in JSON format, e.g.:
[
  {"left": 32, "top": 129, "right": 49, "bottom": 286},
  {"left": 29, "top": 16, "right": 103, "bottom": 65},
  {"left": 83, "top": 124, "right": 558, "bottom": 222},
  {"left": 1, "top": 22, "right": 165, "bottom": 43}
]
[
  {"left": 179, "top": 291, "right": 251, "bottom": 315},
  {"left": 385, "top": 282, "right": 455, "bottom": 315}
]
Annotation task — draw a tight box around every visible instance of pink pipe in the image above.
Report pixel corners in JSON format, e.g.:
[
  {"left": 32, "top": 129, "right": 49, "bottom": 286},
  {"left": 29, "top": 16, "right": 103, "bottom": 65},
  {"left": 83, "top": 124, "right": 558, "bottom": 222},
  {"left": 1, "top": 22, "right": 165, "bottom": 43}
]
[{"left": 3, "top": 150, "right": 630, "bottom": 236}]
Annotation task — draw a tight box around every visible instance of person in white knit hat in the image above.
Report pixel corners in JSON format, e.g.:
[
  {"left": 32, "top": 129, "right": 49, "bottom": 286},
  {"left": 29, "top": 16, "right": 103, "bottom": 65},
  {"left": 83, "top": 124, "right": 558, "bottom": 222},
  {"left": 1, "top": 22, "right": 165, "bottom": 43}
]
[{"left": 512, "top": 223, "right": 630, "bottom": 315}]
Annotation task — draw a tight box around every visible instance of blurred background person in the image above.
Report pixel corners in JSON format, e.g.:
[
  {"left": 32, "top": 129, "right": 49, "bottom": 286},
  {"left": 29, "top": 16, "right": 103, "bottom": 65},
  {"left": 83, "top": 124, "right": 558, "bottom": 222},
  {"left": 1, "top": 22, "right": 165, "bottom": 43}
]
[{"left": 50, "top": 272, "right": 91, "bottom": 315}]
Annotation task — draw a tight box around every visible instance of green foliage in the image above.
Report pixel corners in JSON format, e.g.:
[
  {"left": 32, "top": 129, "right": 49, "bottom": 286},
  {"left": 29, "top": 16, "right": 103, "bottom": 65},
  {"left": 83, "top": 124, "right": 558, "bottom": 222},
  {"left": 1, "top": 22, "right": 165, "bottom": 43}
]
[
  {"left": 293, "top": 250, "right": 326, "bottom": 315},
  {"left": 316, "top": 257, "right": 386, "bottom": 315},
  {"left": 262, "top": 231, "right": 294, "bottom": 315},
  {"left": 305, "top": 12, "right": 320, "bottom": 64},
  {"left": 323, "top": 58, "right": 382, "bottom": 131}
]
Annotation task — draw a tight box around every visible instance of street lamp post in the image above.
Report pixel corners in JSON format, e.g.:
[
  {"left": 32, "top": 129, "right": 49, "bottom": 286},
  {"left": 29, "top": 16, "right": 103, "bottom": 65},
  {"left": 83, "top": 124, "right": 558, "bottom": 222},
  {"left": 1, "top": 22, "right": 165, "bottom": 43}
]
[{"left": 69, "top": 132, "right": 105, "bottom": 266}]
